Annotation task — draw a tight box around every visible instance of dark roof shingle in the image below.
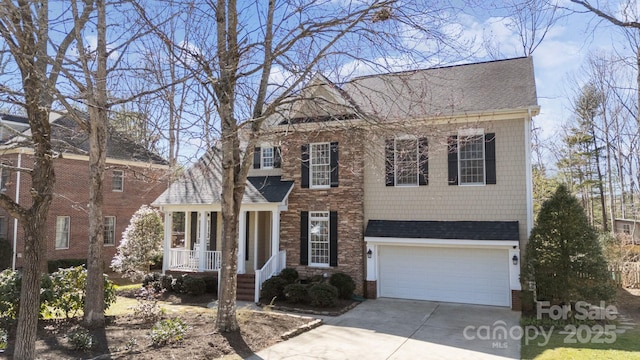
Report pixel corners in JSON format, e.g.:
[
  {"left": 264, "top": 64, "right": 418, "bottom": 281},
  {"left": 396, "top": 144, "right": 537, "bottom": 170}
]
[{"left": 365, "top": 220, "right": 519, "bottom": 241}]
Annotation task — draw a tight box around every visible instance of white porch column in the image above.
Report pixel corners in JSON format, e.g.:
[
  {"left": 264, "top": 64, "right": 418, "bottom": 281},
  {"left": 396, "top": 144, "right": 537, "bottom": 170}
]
[
  {"left": 271, "top": 210, "right": 280, "bottom": 267},
  {"left": 238, "top": 210, "right": 246, "bottom": 274},
  {"left": 162, "top": 211, "right": 172, "bottom": 273},
  {"left": 198, "top": 211, "right": 208, "bottom": 271}
]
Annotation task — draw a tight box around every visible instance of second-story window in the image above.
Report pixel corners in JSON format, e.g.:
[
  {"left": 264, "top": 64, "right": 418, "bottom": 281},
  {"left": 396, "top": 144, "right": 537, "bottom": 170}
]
[
  {"left": 112, "top": 170, "right": 124, "bottom": 192},
  {"left": 395, "top": 138, "right": 419, "bottom": 186},
  {"left": 55, "top": 216, "right": 70, "bottom": 249},
  {"left": 262, "top": 147, "right": 274, "bottom": 169},
  {"left": 253, "top": 146, "right": 281, "bottom": 169},
  {"left": 310, "top": 143, "right": 331, "bottom": 188}
]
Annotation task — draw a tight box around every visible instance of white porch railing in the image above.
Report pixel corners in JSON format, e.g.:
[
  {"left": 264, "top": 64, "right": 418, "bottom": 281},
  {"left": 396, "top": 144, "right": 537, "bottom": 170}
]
[
  {"left": 167, "top": 248, "right": 221, "bottom": 272},
  {"left": 255, "top": 250, "right": 286, "bottom": 303}
]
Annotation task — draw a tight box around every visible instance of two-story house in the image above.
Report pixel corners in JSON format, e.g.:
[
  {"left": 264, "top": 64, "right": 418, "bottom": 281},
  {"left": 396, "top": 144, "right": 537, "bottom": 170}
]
[
  {"left": 153, "top": 57, "right": 539, "bottom": 309},
  {"left": 0, "top": 112, "right": 169, "bottom": 270}
]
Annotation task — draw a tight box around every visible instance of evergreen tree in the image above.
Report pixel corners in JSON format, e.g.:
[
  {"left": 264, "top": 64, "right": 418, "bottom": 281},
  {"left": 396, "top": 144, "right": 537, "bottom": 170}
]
[{"left": 524, "top": 184, "right": 615, "bottom": 305}]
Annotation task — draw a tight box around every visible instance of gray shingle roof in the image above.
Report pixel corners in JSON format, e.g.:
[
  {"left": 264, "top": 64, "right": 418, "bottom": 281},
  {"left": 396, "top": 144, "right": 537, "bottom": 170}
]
[
  {"left": 365, "top": 220, "right": 520, "bottom": 241},
  {"left": 2, "top": 113, "right": 167, "bottom": 165},
  {"left": 152, "top": 149, "right": 294, "bottom": 206},
  {"left": 344, "top": 57, "right": 538, "bottom": 120}
]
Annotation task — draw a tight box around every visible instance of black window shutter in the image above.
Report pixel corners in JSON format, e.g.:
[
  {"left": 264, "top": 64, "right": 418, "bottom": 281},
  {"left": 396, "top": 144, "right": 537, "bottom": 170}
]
[
  {"left": 253, "top": 147, "right": 261, "bottom": 169},
  {"left": 301, "top": 145, "right": 309, "bottom": 188},
  {"left": 330, "top": 142, "right": 339, "bottom": 187},
  {"left": 418, "top": 137, "right": 428, "bottom": 186},
  {"left": 485, "top": 133, "right": 496, "bottom": 185},
  {"left": 209, "top": 212, "right": 217, "bottom": 251},
  {"left": 300, "top": 211, "right": 309, "bottom": 265},
  {"left": 274, "top": 146, "right": 281, "bottom": 168},
  {"left": 329, "top": 211, "right": 338, "bottom": 267},
  {"left": 447, "top": 136, "right": 458, "bottom": 185},
  {"left": 385, "top": 139, "right": 394, "bottom": 186},
  {"left": 245, "top": 212, "right": 250, "bottom": 261}
]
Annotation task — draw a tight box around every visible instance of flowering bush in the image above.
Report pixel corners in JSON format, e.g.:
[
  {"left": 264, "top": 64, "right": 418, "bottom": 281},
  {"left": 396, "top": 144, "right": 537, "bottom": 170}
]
[{"left": 111, "top": 205, "right": 164, "bottom": 281}]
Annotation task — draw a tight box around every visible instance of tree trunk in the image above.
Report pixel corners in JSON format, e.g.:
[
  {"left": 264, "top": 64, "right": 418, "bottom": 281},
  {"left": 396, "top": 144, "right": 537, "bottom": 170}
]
[
  {"left": 84, "top": 0, "right": 108, "bottom": 327},
  {"left": 13, "top": 105, "right": 55, "bottom": 359}
]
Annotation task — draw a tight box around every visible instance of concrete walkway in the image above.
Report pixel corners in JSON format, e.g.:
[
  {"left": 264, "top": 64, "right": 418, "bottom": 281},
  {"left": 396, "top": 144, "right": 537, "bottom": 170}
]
[{"left": 250, "top": 298, "right": 521, "bottom": 360}]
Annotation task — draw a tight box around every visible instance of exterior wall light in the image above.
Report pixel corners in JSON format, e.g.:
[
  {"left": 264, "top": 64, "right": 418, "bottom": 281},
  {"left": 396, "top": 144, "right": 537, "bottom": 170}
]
[
  {"left": 367, "top": 249, "right": 373, "bottom": 258},
  {"left": 512, "top": 254, "right": 519, "bottom": 265}
]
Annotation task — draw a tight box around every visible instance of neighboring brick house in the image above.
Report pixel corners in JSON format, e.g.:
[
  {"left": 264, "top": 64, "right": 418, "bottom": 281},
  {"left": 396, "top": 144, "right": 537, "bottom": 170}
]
[
  {"left": 0, "top": 112, "right": 169, "bottom": 270},
  {"left": 154, "top": 57, "right": 538, "bottom": 309}
]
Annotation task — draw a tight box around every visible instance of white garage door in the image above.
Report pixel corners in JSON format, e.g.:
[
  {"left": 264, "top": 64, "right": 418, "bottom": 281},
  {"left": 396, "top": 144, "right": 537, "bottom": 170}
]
[{"left": 378, "top": 246, "right": 510, "bottom": 306}]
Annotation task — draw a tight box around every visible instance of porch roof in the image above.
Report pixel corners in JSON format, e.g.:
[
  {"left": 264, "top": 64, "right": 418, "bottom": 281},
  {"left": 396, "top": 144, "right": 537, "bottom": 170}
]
[
  {"left": 364, "top": 220, "right": 519, "bottom": 241},
  {"left": 152, "top": 149, "right": 293, "bottom": 206}
]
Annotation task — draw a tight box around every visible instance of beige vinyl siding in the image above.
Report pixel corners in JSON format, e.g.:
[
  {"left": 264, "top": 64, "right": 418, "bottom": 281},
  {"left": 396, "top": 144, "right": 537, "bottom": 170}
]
[{"left": 364, "top": 117, "right": 529, "bottom": 246}]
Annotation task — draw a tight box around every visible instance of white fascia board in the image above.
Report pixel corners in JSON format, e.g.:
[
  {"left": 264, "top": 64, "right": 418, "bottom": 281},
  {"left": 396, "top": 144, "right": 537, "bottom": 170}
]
[{"left": 365, "top": 236, "right": 519, "bottom": 249}]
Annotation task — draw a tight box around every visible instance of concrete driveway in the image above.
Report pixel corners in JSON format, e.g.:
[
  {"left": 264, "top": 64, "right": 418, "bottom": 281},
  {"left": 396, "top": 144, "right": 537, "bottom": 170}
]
[{"left": 250, "top": 298, "right": 521, "bottom": 360}]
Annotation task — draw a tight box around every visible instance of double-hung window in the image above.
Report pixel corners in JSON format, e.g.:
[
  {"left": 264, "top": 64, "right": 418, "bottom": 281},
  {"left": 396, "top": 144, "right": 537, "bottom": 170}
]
[
  {"left": 448, "top": 130, "right": 496, "bottom": 186},
  {"left": 458, "top": 133, "right": 485, "bottom": 185},
  {"left": 394, "top": 138, "right": 419, "bottom": 186},
  {"left": 55, "top": 216, "right": 70, "bottom": 249},
  {"left": 112, "top": 170, "right": 124, "bottom": 192},
  {"left": 309, "top": 212, "right": 330, "bottom": 266},
  {"left": 104, "top": 216, "right": 116, "bottom": 245},
  {"left": 385, "top": 137, "right": 428, "bottom": 186},
  {"left": 310, "top": 143, "right": 331, "bottom": 188},
  {"left": 261, "top": 147, "right": 274, "bottom": 169}
]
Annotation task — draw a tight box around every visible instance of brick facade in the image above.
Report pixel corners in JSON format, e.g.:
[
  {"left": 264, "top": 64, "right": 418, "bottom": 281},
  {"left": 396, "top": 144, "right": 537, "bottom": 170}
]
[
  {"left": 278, "top": 128, "right": 366, "bottom": 295},
  {"left": 0, "top": 153, "right": 168, "bottom": 269}
]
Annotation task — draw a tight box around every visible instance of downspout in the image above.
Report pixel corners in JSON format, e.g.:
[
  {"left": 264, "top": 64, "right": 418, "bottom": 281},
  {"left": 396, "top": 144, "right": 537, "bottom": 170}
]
[
  {"left": 525, "top": 107, "right": 534, "bottom": 237},
  {"left": 12, "top": 150, "right": 22, "bottom": 270}
]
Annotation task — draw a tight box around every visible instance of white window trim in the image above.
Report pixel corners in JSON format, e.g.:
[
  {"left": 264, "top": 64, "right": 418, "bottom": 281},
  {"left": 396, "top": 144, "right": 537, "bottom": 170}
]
[
  {"left": 261, "top": 145, "right": 274, "bottom": 169},
  {"left": 457, "top": 129, "right": 486, "bottom": 186},
  {"left": 309, "top": 211, "right": 330, "bottom": 267},
  {"left": 55, "top": 216, "right": 70, "bottom": 250},
  {"left": 112, "top": 170, "right": 124, "bottom": 192},
  {"left": 104, "top": 216, "right": 116, "bottom": 246},
  {"left": 394, "top": 136, "right": 419, "bottom": 187},
  {"left": 310, "top": 142, "right": 331, "bottom": 189}
]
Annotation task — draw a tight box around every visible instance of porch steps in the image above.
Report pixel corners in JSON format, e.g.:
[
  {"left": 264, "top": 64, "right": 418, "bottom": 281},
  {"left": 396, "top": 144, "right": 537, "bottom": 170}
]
[{"left": 236, "top": 274, "right": 256, "bottom": 302}]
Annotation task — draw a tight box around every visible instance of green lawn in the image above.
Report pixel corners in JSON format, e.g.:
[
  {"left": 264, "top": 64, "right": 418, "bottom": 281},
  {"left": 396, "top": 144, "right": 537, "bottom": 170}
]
[{"left": 522, "top": 326, "right": 640, "bottom": 359}]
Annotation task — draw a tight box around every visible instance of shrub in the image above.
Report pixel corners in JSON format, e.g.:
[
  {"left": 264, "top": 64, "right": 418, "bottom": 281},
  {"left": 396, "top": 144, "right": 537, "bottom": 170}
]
[
  {"left": 308, "top": 283, "right": 338, "bottom": 307},
  {"left": 47, "top": 259, "right": 86, "bottom": 273},
  {"left": 0, "top": 267, "right": 115, "bottom": 320},
  {"left": 279, "top": 268, "right": 299, "bottom": 284},
  {"left": 171, "top": 275, "right": 186, "bottom": 294},
  {"left": 182, "top": 275, "right": 206, "bottom": 296},
  {"left": 0, "top": 327, "right": 7, "bottom": 350},
  {"left": 149, "top": 318, "right": 188, "bottom": 346},
  {"left": 260, "top": 276, "right": 287, "bottom": 302},
  {"left": 0, "top": 270, "right": 21, "bottom": 319},
  {"left": 67, "top": 328, "right": 95, "bottom": 351},
  {"left": 132, "top": 285, "right": 165, "bottom": 323},
  {"left": 202, "top": 276, "right": 217, "bottom": 294},
  {"left": 161, "top": 274, "right": 174, "bottom": 292},
  {"left": 284, "top": 283, "right": 308, "bottom": 304},
  {"left": 329, "top": 272, "right": 355, "bottom": 300},
  {"left": 142, "top": 272, "right": 162, "bottom": 291}
]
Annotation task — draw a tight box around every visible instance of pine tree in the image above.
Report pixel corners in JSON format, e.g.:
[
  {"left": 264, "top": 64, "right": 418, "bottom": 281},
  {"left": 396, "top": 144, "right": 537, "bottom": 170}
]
[{"left": 524, "top": 184, "right": 615, "bottom": 305}]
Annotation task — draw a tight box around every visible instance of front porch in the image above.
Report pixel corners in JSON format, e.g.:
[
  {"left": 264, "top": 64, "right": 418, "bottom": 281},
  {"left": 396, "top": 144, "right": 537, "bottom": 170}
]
[{"left": 161, "top": 208, "right": 287, "bottom": 302}]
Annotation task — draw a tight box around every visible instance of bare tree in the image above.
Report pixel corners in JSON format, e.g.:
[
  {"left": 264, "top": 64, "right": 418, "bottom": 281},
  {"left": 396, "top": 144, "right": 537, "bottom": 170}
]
[
  {"left": 135, "top": 0, "right": 466, "bottom": 332},
  {"left": 0, "top": 1, "right": 92, "bottom": 357}
]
